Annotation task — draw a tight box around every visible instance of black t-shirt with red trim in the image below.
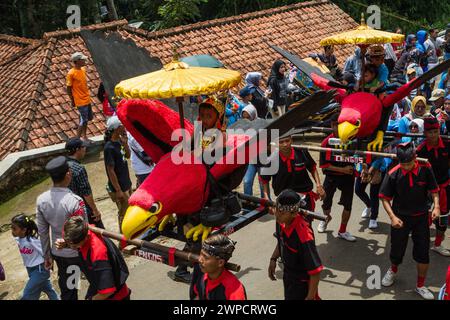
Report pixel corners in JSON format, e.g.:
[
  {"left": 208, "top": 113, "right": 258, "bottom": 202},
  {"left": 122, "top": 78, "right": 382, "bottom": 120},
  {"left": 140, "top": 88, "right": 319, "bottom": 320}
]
[
  {"left": 379, "top": 161, "right": 439, "bottom": 216},
  {"left": 319, "top": 134, "right": 359, "bottom": 176},
  {"left": 416, "top": 138, "right": 450, "bottom": 185},
  {"left": 191, "top": 268, "right": 247, "bottom": 300},
  {"left": 276, "top": 214, "right": 323, "bottom": 282},
  {"left": 260, "top": 148, "right": 316, "bottom": 195},
  {"left": 79, "top": 230, "right": 130, "bottom": 300}
]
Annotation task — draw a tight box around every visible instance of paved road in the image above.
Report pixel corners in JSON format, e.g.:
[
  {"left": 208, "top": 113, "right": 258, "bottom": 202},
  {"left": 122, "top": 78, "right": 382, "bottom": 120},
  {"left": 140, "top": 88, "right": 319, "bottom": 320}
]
[
  {"left": 125, "top": 162, "right": 450, "bottom": 301},
  {"left": 1, "top": 146, "right": 449, "bottom": 300}
]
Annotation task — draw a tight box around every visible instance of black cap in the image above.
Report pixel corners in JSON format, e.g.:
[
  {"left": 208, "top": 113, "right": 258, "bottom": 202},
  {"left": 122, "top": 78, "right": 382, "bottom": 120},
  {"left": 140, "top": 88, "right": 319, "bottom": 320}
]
[
  {"left": 45, "top": 156, "right": 69, "bottom": 179},
  {"left": 396, "top": 142, "right": 416, "bottom": 163},
  {"left": 276, "top": 189, "right": 307, "bottom": 210},
  {"left": 65, "top": 137, "right": 88, "bottom": 152}
]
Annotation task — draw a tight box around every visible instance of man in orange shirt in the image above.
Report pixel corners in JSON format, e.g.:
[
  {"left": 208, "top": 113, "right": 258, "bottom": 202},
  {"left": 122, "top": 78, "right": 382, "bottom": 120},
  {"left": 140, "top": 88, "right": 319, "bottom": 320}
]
[{"left": 67, "top": 52, "right": 92, "bottom": 141}]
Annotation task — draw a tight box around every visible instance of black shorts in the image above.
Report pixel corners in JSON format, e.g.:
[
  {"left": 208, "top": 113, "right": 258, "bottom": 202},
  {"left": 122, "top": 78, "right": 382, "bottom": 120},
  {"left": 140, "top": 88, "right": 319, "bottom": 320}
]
[
  {"left": 283, "top": 276, "right": 309, "bottom": 300},
  {"left": 390, "top": 214, "right": 430, "bottom": 265},
  {"left": 322, "top": 174, "right": 355, "bottom": 212}
]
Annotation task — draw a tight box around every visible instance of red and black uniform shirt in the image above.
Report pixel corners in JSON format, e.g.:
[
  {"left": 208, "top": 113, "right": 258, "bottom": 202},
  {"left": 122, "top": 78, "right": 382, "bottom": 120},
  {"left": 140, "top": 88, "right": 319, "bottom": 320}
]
[
  {"left": 379, "top": 161, "right": 439, "bottom": 216},
  {"left": 416, "top": 138, "right": 450, "bottom": 185},
  {"left": 276, "top": 214, "right": 323, "bottom": 282},
  {"left": 79, "top": 230, "right": 130, "bottom": 300},
  {"left": 259, "top": 147, "right": 316, "bottom": 196},
  {"left": 319, "top": 134, "right": 357, "bottom": 176},
  {"left": 191, "top": 269, "right": 247, "bottom": 300}
]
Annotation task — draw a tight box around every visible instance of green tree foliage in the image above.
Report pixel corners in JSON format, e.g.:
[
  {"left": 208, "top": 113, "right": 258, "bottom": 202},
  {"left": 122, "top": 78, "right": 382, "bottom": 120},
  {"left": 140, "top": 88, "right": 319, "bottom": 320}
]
[{"left": 0, "top": 0, "right": 448, "bottom": 38}]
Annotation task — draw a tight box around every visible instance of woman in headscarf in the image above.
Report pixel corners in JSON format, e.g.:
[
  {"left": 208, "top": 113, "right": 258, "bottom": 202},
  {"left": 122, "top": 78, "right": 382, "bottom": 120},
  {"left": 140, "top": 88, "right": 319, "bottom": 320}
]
[
  {"left": 245, "top": 72, "right": 269, "bottom": 119},
  {"left": 398, "top": 95, "right": 428, "bottom": 134},
  {"left": 267, "top": 60, "right": 288, "bottom": 116}
]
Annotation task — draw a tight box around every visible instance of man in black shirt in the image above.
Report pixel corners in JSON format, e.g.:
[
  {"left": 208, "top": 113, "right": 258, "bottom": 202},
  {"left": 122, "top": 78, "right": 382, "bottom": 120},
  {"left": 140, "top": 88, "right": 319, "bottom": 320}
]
[
  {"left": 66, "top": 137, "right": 104, "bottom": 228},
  {"left": 268, "top": 190, "right": 323, "bottom": 300},
  {"left": 317, "top": 115, "right": 356, "bottom": 242},
  {"left": 104, "top": 116, "right": 132, "bottom": 233},
  {"left": 379, "top": 142, "right": 440, "bottom": 300},
  {"left": 416, "top": 117, "right": 450, "bottom": 256},
  {"left": 260, "top": 130, "right": 325, "bottom": 216}
]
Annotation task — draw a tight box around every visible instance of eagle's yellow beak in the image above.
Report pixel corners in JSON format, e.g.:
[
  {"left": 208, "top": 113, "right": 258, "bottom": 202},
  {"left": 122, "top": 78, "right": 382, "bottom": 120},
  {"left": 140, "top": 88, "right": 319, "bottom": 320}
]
[
  {"left": 121, "top": 206, "right": 159, "bottom": 240},
  {"left": 338, "top": 121, "right": 360, "bottom": 144}
]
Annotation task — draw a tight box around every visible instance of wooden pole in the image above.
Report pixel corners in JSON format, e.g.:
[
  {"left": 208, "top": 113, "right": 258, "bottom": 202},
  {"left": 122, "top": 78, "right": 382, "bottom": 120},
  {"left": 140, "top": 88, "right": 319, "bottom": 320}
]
[
  {"left": 235, "top": 192, "right": 327, "bottom": 221},
  {"left": 292, "top": 144, "right": 429, "bottom": 163},
  {"left": 88, "top": 226, "right": 241, "bottom": 272}
]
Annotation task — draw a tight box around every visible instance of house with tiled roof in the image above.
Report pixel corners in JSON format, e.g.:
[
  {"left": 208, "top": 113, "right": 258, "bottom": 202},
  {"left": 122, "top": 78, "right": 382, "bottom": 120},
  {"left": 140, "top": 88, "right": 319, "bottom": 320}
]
[{"left": 0, "top": 0, "right": 357, "bottom": 161}]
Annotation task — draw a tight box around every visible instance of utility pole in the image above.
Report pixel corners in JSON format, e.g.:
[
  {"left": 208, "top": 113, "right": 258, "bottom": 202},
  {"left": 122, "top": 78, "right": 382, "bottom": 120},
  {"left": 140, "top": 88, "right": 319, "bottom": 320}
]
[{"left": 106, "top": 0, "right": 118, "bottom": 21}]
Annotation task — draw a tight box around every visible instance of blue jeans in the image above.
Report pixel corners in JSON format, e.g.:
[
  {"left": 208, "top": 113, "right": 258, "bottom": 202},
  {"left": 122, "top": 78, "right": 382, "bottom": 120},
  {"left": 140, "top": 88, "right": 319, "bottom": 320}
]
[
  {"left": 354, "top": 177, "right": 382, "bottom": 220},
  {"left": 243, "top": 165, "right": 264, "bottom": 198},
  {"left": 22, "top": 263, "right": 59, "bottom": 300}
]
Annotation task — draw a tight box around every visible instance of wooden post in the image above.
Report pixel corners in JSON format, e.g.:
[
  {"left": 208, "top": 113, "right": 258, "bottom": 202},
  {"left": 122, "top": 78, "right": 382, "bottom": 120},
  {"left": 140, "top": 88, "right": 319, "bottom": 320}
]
[{"left": 88, "top": 226, "right": 241, "bottom": 272}]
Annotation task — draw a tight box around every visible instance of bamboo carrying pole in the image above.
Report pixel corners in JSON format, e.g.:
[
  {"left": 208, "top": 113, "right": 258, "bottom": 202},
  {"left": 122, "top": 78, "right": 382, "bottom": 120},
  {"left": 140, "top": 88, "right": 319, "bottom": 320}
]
[
  {"left": 88, "top": 226, "right": 241, "bottom": 272},
  {"left": 235, "top": 192, "right": 327, "bottom": 221},
  {"left": 292, "top": 144, "right": 429, "bottom": 163}
]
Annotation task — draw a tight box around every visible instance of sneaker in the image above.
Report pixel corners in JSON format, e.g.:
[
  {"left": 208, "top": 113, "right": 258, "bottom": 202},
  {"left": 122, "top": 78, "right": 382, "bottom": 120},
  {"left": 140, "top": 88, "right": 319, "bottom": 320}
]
[
  {"left": 382, "top": 268, "right": 396, "bottom": 287},
  {"left": 415, "top": 286, "right": 434, "bottom": 300},
  {"left": 361, "top": 207, "right": 371, "bottom": 218},
  {"left": 368, "top": 219, "right": 378, "bottom": 229},
  {"left": 317, "top": 220, "right": 328, "bottom": 233},
  {"left": 337, "top": 231, "right": 356, "bottom": 242},
  {"left": 431, "top": 245, "right": 450, "bottom": 257}
]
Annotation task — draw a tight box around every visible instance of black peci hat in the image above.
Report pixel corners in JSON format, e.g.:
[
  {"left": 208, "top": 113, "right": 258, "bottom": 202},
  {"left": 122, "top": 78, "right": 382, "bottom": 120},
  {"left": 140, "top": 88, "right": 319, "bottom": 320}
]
[{"left": 45, "top": 156, "right": 69, "bottom": 179}]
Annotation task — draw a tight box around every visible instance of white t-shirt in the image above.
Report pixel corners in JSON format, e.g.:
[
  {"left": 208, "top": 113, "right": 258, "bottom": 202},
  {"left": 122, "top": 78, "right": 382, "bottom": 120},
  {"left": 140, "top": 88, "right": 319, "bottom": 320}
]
[
  {"left": 16, "top": 236, "right": 45, "bottom": 268},
  {"left": 127, "top": 132, "right": 154, "bottom": 175}
]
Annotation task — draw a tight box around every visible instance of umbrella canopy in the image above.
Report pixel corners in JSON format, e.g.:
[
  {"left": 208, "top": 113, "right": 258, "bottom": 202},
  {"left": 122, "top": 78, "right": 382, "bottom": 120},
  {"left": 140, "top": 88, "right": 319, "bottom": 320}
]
[
  {"left": 320, "top": 15, "right": 404, "bottom": 46},
  {"left": 180, "top": 54, "right": 224, "bottom": 68},
  {"left": 115, "top": 60, "right": 241, "bottom": 99}
]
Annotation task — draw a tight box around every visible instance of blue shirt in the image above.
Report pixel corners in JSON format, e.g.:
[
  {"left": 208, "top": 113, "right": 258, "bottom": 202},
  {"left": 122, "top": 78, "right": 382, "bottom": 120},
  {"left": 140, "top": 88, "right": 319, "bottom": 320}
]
[{"left": 377, "top": 64, "right": 389, "bottom": 84}]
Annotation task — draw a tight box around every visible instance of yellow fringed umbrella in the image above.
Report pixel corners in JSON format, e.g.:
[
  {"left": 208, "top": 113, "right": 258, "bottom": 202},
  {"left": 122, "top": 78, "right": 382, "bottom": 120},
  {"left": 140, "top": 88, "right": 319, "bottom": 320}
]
[
  {"left": 320, "top": 13, "right": 405, "bottom": 89},
  {"left": 320, "top": 17, "right": 404, "bottom": 46},
  {"left": 115, "top": 60, "right": 242, "bottom": 128}
]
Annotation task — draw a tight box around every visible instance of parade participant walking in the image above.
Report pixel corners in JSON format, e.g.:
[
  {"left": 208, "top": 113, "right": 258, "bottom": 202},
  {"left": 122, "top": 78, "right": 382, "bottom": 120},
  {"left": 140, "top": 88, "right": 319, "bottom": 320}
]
[
  {"left": 357, "top": 157, "right": 391, "bottom": 229},
  {"left": 127, "top": 131, "right": 154, "bottom": 188},
  {"left": 11, "top": 214, "right": 59, "bottom": 300},
  {"left": 59, "top": 216, "right": 131, "bottom": 300},
  {"left": 268, "top": 190, "right": 323, "bottom": 300},
  {"left": 379, "top": 142, "right": 440, "bottom": 300},
  {"left": 36, "top": 156, "right": 87, "bottom": 300},
  {"left": 245, "top": 72, "right": 269, "bottom": 119},
  {"left": 104, "top": 116, "right": 132, "bottom": 233},
  {"left": 267, "top": 60, "right": 289, "bottom": 116},
  {"left": 260, "top": 129, "right": 325, "bottom": 215},
  {"left": 66, "top": 52, "right": 92, "bottom": 141},
  {"left": 190, "top": 234, "right": 246, "bottom": 300},
  {"left": 66, "top": 137, "right": 104, "bottom": 228},
  {"left": 317, "top": 115, "right": 357, "bottom": 241},
  {"left": 417, "top": 117, "right": 450, "bottom": 256}
]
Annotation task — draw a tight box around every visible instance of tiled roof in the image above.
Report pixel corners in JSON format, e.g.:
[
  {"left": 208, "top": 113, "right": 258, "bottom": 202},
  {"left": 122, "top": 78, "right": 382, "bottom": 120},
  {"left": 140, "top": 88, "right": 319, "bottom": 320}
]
[
  {"left": 0, "top": 34, "right": 39, "bottom": 63},
  {"left": 0, "top": 0, "right": 357, "bottom": 160}
]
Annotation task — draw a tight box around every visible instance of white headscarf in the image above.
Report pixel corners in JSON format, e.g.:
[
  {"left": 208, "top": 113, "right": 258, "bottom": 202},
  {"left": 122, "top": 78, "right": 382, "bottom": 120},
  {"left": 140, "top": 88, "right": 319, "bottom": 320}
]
[{"left": 242, "top": 104, "right": 258, "bottom": 121}]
